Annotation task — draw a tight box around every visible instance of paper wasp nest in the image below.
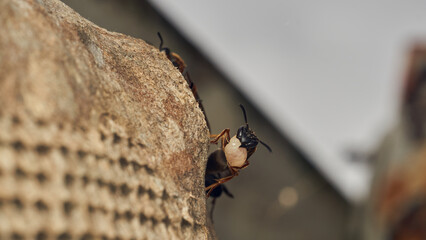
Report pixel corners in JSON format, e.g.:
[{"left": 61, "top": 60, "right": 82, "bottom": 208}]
[{"left": 0, "top": 0, "right": 212, "bottom": 239}]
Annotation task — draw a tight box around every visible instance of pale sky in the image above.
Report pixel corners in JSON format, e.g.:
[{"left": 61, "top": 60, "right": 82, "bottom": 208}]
[{"left": 149, "top": 0, "right": 426, "bottom": 202}]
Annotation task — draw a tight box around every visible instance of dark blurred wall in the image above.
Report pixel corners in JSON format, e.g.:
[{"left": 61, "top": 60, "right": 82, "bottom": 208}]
[{"left": 61, "top": 1, "right": 350, "bottom": 239}]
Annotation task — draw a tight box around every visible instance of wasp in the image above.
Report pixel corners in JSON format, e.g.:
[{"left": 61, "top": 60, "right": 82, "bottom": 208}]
[
  {"left": 205, "top": 105, "right": 272, "bottom": 216},
  {"left": 157, "top": 32, "right": 210, "bottom": 129},
  {"left": 157, "top": 32, "right": 187, "bottom": 73}
]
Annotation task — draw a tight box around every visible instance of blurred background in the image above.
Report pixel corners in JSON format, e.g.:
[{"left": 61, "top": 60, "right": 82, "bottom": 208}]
[{"left": 60, "top": 1, "right": 426, "bottom": 239}]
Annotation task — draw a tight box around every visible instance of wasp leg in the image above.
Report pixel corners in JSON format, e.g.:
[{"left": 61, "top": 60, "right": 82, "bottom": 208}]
[
  {"left": 206, "top": 184, "right": 220, "bottom": 198},
  {"left": 205, "top": 173, "right": 236, "bottom": 197},
  {"left": 209, "top": 197, "right": 217, "bottom": 223},
  {"left": 209, "top": 164, "right": 246, "bottom": 196},
  {"left": 208, "top": 184, "right": 233, "bottom": 223},
  {"left": 210, "top": 128, "right": 229, "bottom": 142},
  {"left": 222, "top": 185, "right": 234, "bottom": 198},
  {"left": 210, "top": 128, "right": 230, "bottom": 149}
]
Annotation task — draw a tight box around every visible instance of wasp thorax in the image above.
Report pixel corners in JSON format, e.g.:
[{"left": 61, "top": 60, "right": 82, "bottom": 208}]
[{"left": 224, "top": 136, "right": 248, "bottom": 167}]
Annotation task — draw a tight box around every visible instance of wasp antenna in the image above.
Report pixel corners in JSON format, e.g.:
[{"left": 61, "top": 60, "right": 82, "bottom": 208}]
[
  {"left": 259, "top": 140, "right": 272, "bottom": 152},
  {"left": 239, "top": 104, "right": 249, "bottom": 126},
  {"left": 157, "top": 32, "right": 171, "bottom": 56},
  {"left": 157, "top": 32, "right": 164, "bottom": 50}
]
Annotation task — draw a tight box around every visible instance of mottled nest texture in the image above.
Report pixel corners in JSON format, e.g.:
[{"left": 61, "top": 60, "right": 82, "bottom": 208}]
[{"left": 0, "top": 0, "right": 211, "bottom": 239}]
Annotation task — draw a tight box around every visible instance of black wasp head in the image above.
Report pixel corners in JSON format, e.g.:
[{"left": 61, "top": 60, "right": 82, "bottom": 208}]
[
  {"left": 236, "top": 105, "right": 272, "bottom": 152},
  {"left": 236, "top": 125, "right": 259, "bottom": 150}
]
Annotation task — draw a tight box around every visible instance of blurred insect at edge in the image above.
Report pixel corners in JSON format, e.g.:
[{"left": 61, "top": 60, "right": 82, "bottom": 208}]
[
  {"left": 157, "top": 32, "right": 210, "bottom": 130},
  {"left": 206, "top": 104, "right": 272, "bottom": 219}
]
